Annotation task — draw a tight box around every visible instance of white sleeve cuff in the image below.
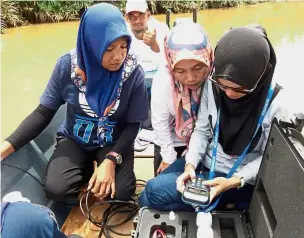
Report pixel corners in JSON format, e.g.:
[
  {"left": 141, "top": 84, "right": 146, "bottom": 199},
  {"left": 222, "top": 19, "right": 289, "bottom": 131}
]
[
  {"left": 234, "top": 170, "right": 252, "bottom": 185},
  {"left": 185, "top": 153, "right": 201, "bottom": 169},
  {"left": 161, "top": 149, "right": 177, "bottom": 164}
]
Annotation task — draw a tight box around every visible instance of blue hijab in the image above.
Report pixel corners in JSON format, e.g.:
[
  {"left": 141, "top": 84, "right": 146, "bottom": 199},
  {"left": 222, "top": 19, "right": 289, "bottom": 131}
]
[{"left": 76, "top": 3, "right": 131, "bottom": 117}]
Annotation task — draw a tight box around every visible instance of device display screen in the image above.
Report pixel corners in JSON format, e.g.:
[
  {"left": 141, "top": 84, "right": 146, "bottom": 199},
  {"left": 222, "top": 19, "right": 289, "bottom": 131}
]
[{"left": 188, "top": 187, "right": 208, "bottom": 196}]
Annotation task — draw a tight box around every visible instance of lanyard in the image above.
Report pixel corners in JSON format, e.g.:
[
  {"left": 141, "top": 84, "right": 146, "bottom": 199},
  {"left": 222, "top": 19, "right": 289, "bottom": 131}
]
[{"left": 199, "top": 85, "right": 274, "bottom": 213}]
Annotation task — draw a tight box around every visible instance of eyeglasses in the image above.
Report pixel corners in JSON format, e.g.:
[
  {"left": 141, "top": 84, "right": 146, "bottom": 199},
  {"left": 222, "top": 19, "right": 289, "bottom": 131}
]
[
  {"left": 209, "top": 77, "right": 253, "bottom": 94},
  {"left": 209, "top": 63, "right": 267, "bottom": 95},
  {"left": 127, "top": 12, "right": 145, "bottom": 21}
]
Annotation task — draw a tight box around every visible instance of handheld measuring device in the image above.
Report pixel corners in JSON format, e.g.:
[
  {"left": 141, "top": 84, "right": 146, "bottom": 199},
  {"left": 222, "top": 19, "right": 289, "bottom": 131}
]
[{"left": 182, "top": 176, "right": 210, "bottom": 207}]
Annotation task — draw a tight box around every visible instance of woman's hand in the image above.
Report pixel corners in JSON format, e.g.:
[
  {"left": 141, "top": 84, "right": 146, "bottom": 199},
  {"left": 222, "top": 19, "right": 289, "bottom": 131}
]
[
  {"left": 202, "top": 177, "right": 241, "bottom": 203},
  {"left": 176, "top": 163, "right": 196, "bottom": 193},
  {"left": 88, "top": 159, "right": 116, "bottom": 200},
  {"left": 156, "top": 161, "right": 170, "bottom": 175},
  {"left": 1, "top": 141, "right": 15, "bottom": 161}
]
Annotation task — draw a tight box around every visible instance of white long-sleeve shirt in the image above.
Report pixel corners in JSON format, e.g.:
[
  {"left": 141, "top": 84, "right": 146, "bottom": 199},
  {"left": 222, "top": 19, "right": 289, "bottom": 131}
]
[
  {"left": 186, "top": 80, "right": 286, "bottom": 185},
  {"left": 151, "top": 67, "right": 186, "bottom": 164}
]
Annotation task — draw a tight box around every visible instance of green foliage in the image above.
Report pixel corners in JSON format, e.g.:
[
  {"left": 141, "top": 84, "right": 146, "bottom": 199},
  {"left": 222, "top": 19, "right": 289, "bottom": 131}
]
[
  {"left": 1, "top": 1, "right": 26, "bottom": 33},
  {"left": 148, "top": 0, "right": 262, "bottom": 13},
  {"left": 20, "top": 1, "right": 94, "bottom": 23},
  {"left": 1, "top": 0, "right": 263, "bottom": 33}
]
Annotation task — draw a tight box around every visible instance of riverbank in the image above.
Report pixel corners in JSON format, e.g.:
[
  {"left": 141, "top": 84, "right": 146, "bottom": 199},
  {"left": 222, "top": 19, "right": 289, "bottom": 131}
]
[{"left": 1, "top": 0, "right": 264, "bottom": 33}]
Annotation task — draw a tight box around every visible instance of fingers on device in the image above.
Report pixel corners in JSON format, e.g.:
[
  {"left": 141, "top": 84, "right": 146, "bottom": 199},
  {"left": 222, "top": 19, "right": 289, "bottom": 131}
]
[{"left": 182, "top": 176, "right": 210, "bottom": 207}]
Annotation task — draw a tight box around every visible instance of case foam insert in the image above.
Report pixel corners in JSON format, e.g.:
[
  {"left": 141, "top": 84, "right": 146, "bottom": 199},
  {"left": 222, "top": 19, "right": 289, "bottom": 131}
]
[{"left": 134, "top": 208, "right": 250, "bottom": 238}]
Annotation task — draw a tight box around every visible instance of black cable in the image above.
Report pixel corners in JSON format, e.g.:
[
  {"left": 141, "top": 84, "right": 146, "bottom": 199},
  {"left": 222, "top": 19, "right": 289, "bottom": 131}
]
[
  {"left": 80, "top": 194, "right": 139, "bottom": 238},
  {"left": 1, "top": 163, "right": 44, "bottom": 187},
  {"left": 135, "top": 179, "right": 147, "bottom": 184},
  {"left": 80, "top": 179, "right": 146, "bottom": 238}
]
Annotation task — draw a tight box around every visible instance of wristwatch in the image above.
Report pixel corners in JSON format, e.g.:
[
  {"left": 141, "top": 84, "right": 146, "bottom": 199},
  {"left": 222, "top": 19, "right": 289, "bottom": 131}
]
[
  {"left": 237, "top": 176, "right": 245, "bottom": 189},
  {"left": 106, "top": 151, "right": 122, "bottom": 165},
  {"left": 233, "top": 174, "right": 245, "bottom": 189}
]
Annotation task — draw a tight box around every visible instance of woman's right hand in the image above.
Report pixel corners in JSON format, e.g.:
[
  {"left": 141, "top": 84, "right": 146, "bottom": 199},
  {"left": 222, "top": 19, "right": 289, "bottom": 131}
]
[
  {"left": 1, "top": 141, "right": 15, "bottom": 161},
  {"left": 156, "top": 161, "right": 170, "bottom": 175},
  {"left": 176, "top": 163, "right": 196, "bottom": 193}
]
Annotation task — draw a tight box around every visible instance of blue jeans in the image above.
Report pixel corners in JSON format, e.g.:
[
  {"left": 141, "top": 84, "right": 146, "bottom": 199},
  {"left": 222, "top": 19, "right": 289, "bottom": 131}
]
[
  {"left": 139, "top": 158, "right": 254, "bottom": 211},
  {"left": 1, "top": 202, "right": 67, "bottom": 238}
]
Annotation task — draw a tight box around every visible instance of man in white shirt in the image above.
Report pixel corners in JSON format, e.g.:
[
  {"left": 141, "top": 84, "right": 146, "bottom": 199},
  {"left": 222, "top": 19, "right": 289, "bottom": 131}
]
[
  {"left": 125, "top": 0, "right": 169, "bottom": 73},
  {"left": 125, "top": 0, "right": 169, "bottom": 152}
]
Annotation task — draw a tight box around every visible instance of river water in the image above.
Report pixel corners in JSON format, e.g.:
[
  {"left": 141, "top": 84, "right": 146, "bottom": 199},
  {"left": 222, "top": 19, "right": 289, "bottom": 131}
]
[{"left": 1, "top": 2, "right": 304, "bottom": 139}]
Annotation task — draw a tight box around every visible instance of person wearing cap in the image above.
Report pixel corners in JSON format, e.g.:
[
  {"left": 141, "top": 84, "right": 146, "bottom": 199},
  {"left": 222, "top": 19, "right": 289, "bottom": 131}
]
[
  {"left": 125, "top": 0, "right": 169, "bottom": 152},
  {"left": 125, "top": 0, "right": 169, "bottom": 73}
]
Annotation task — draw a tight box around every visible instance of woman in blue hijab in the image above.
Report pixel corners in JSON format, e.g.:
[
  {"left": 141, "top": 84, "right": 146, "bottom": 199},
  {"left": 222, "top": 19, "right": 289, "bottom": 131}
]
[{"left": 1, "top": 3, "right": 149, "bottom": 202}]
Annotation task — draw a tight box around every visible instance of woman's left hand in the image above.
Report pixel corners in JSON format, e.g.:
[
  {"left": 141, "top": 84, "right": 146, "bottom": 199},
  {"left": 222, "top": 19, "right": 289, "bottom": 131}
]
[
  {"left": 202, "top": 177, "right": 241, "bottom": 203},
  {"left": 88, "top": 160, "right": 116, "bottom": 200}
]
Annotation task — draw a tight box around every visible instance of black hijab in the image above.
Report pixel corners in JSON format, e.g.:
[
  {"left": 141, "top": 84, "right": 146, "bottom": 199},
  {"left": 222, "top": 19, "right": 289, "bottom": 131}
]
[{"left": 214, "top": 25, "right": 276, "bottom": 156}]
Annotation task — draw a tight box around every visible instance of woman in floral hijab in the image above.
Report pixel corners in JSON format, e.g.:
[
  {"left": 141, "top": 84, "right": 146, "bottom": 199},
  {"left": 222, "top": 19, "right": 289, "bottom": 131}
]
[{"left": 151, "top": 22, "right": 214, "bottom": 175}]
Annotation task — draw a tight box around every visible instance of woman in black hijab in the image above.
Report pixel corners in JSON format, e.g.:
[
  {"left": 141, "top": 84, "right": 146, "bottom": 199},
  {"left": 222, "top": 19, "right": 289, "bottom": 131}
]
[
  {"left": 178, "top": 24, "right": 282, "bottom": 210},
  {"left": 139, "top": 24, "right": 284, "bottom": 212},
  {"left": 213, "top": 24, "right": 276, "bottom": 156}
]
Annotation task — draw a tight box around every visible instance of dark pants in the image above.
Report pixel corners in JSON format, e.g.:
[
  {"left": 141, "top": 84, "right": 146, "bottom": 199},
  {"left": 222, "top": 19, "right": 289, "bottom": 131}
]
[
  {"left": 154, "top": 144, "right": 187, "bottom": 176},
  {"left": 141, "top": 88, "right": 152, "bottom": 130},
  {"left": 44, "top": 138, "right": 136, "bottom": 202},
  {"left": 140, "top": 158, "right": 254, "bottom": 211}
]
